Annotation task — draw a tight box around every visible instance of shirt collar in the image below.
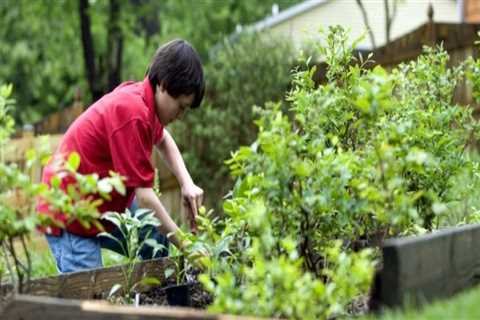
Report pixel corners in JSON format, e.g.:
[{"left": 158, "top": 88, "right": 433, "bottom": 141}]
[{"left": 142, "top": 77, "right": 155, "bottom": 111}]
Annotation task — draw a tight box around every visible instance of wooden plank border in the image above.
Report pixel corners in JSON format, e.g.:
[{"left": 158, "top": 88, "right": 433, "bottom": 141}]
[
  {"left": 372, "top": 223, "right": 480, "bottom": 309},
  {"left": 0, "top": 294, "right": 260, "bottom": 320},
  {"left": 1, "top": 257, "right": 174, "bottom": 299}
]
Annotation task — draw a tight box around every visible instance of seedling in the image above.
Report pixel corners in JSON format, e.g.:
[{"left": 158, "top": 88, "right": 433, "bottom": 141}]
[{"left": 100, "top": 208, "right": 166, "bottom": 304}]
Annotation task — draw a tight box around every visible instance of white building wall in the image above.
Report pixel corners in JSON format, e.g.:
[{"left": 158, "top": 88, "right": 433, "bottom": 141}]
[{"left": 265, "top": 0, "right": 460, "bottom": 49}]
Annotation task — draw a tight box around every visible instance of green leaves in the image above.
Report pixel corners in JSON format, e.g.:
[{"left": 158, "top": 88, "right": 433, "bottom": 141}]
[
  {"left": 100, "top": 208, "right": 165, "bottom": 302},
  {"left": 164, "top": 268, "right": 175, "bottom": 280},
  {"left": 353, "top": 66, "right": 394, "bottom": 118},
  {"left": 204, "top": 27, "right": 480, "bottom": 318},
  {"left": 108, "top": 283, "right": 123, "bottom": 299},
  {"left": 66, "top": 152, "right": 80, "bottom": 172},
  {"left": 0, "top": 84, "right": 13, "bottom": 98},
  {"left": 40, "top": 163, "right": 127, "bottom": 230},
  {"left": 137, "top": 277, "right": 161, "bottom": 287},
  {"left": 291, "top": 159, "right": 313, "bottom": 177},
  {"left": 0, "top": 84, "right": 61, "bottom": 293},
  {"left": 0, "top": 84, "right": 15, "bottom": 147},
  {"left": 206, "top": 237, "right": 375, "bottom": 319},
  {"left": 0, "top": 1, "right": 83, "bottom": 124}
]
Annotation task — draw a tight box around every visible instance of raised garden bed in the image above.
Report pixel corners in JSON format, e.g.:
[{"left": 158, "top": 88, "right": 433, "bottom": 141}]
[
  {"left": 1, "top": 257, "right": 174, "bottom": 300},
  {"left": 1, "top": 294, "right": 255, "bottom": 320},
  {"left": 372, "top": 223, "right": 480, "bottom": 310},
  {"left": 0, "top": 257, "right": 247, "bottom": 319},
  {"left": 3, "top": 223, "right": 480, "bottom": 318}
]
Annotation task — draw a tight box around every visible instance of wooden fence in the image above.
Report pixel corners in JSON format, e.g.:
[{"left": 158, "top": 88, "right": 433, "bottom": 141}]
[
  {"left": 4, "top": 131, "right": 62, "bottom": 182},
  {"left": 33, "top": 93, "right": 85, "bottom": 135},
  {"left": 0, "top": 257, "right": 174, "bottom": 299},
  {"left": 371, "top": 22, "right": 480, "bottom": 107}
]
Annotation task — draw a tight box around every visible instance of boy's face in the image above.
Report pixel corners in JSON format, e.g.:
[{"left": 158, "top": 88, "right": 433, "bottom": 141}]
[{"left": 154, "top": 84, "right": 194, "bottom": 125}]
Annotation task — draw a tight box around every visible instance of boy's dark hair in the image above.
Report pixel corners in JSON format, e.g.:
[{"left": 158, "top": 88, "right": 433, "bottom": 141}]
[{"left": 147, "top": 39, "right": 205, "bottom": 109}]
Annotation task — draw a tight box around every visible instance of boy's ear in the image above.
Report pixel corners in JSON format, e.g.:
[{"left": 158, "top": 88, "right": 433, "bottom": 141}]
[{"left": 156, "top": 83, "right": 165, "bottom": 93}]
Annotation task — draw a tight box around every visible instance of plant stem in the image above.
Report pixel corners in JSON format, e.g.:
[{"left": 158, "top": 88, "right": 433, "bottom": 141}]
[
  {"left": 1, "top": 242, "right": 16, "bottom": 292},
  {"left": 20, "top": 235, "right": 32, "bottom": 292},
  {"left": 8, "top": 237, "right": 24, "bottom": 293}
]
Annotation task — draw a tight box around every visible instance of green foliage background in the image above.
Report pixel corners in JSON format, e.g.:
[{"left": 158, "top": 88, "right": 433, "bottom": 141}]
[
  {"left": 0, "top": 0, "right": 300, "bottom": 124},
  {"left": 0, "top": 1, "right": 82, "bottom": 123}
]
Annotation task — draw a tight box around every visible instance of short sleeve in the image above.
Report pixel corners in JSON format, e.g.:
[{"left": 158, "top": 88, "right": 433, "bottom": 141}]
[
  {"left": 153, "top": 122, "right": 164, "bottom": 145},
  {"left": 109, "top": 119, "right": 154, "bottom": 187}
]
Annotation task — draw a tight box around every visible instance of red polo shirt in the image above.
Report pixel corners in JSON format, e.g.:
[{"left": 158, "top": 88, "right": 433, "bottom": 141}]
[{"left": 37, "top": 77, "right": 164, "bottom": 237}]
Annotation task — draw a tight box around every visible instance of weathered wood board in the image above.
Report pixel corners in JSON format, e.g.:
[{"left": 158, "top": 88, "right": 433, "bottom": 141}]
[
  {"left": 373, "top": 223, "right": 480, "bottom": 309},
  {"left": 1, "top": 257, "right": 174, "bottom": 299},
  {"left": 0, "top": 294, "right": 260, "bottom": 320}
]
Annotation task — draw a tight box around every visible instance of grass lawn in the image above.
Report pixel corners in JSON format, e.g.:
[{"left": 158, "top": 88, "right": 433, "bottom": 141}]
[{"left": 366, "top": 286, "right": 480, "bottom": 320}]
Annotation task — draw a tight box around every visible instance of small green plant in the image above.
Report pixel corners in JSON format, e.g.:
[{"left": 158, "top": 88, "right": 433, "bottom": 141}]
[
  {"left": 157, "top": 205, "right": 235, "bottom": 293},
  {"left": 40, "top": 152, "right": 126, "bottom": 231},
  {"left": 0, "top": 84, "right": 52, "bottom": 293},
  {"left": 167, "top": 206, "right": 235, "bottom": 282},
  {"left": 99, "top": 208, "right": 166, "bottom": 304},
  {"left": 163, "top": 246, "right": 189, "bottom": 285}
]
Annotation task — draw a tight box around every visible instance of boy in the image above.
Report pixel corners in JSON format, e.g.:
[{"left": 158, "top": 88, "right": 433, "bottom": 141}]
[{"left": 37, "top": 39, "right": 204, "bottom": 273}]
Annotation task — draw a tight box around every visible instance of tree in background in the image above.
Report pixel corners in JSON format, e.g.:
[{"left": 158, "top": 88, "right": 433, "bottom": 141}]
[
  {"left": 157, "top": 0, "right": 300, "bottom": 59},
  {"left": 0, "top": 1, "right": 82, "bottom": 123},
  {"left": 79, "top": 0, "right": 124, "bottom": 102},
  {"left": 0, "top": 0, "right": 300, "bottom": 124},
  {"left": 0, "top": 0, "right": 142, "bottom": 122}
]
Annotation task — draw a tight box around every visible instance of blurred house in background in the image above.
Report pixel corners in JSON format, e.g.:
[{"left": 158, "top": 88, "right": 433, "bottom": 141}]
[
  {"left": 252, "top": 0, "right": 479, "bottom": 50},
  {"left": 249, "top": 0, "right": 480, "bottom": 107}
]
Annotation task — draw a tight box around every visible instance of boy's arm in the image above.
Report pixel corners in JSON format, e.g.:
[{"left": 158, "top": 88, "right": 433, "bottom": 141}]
[
  {"left": 156, "top": 129, "right": 203, "bottom": 231},
  {"left": 135, "top": 187, "right": 183, "bottom": 249}
]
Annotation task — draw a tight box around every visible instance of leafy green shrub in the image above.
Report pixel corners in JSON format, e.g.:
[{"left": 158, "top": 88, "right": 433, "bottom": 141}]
[
  {"left": 200, "top": 200, "right": 374, "bottom": 319},
  {"left": 443, "top": 160, "right": 480, "bottom": 226},
  {"left": 171, "top": 33, "right": 294, "bottom": 208},
  {"left": 0, "top": 1, "right": 84, "bottom": 124},
  {"left": 40, "top": 152, "right": 126, "bottom": 232},
  {"left": 190, "top": 26, "right": 480, "bottom": 318},
  {"left": 226, "top": 27, "right": 480, "bottom": 255},
  {"left": 0, "top": 84, "right": 62, "bottom": 292}
]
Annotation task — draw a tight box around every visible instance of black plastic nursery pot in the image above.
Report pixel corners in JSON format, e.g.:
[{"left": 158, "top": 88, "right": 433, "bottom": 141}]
[{"left": 165, "top": 282, "right": 196, "bottom": 307}]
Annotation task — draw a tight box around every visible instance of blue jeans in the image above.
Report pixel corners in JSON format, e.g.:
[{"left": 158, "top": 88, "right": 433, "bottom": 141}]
[{"left": 46, "top": 199, "right": 169, "bottom": 273}]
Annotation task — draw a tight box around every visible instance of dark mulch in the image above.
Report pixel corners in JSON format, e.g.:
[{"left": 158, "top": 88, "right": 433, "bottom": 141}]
[{"left": 140, "top": 281, "right": 213, "bottom": 308}]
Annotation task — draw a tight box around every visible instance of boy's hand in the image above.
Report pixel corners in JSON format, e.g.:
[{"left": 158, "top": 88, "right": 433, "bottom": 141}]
[{"left": 181, "top": 182, "right": 203, "bottom": 232}]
